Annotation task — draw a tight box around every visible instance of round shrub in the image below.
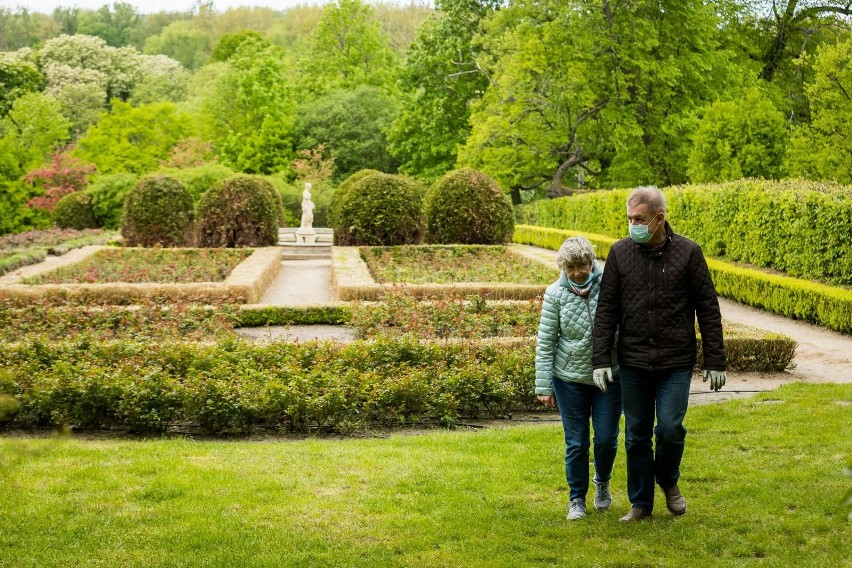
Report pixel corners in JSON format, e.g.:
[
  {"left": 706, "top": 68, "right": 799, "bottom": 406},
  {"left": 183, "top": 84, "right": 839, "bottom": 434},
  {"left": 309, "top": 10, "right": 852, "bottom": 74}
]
[
  {"left": 424, "top": 168, "right": 514, "bottom": 244},
  {"left": 86, "top": 173, "right": 138, "bottom": 229},
  {"left": 329, "top": 169, "right": 382, "bottom": 244},
  {"left": 53, "top": 192, "right": 98, "bottom": 230},
  {"left": 333, "top": 172, "right": 424, "bottom": 246},
  {"left": 196, "top": 174, "right": 284, "bottom": 247},
  {"left": 121, "top": 175, "right": 195, "bottom": 247}
]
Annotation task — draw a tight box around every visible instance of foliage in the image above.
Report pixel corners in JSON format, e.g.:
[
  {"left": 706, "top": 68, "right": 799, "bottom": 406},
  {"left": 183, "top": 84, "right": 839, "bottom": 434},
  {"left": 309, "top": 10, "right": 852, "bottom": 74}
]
[
  {"left": 0, "top": 92, "right": 70, "bottom": 171},
  {"left": 52, "top": 191, "right": 98, "bottom": 230},
  {"left": 458, "top": 0, "right": 754, "bottom": 195},
  {"left": 24, "top": 151, "right": 95, "bottom": 213},
  {"left": 299, "top": 0, "right": 399, "bottom": 97},
  {"left": 294, "top": 86, "right": 399, "bottom": 180},
  {"left": 199, "top": 38, "right": 295, "bottom": 175},
  {"left": 154, "top": 163, "right": 235, "bottom": 203},
  {"left": 687, "top": 88, "right": 789, "bottom": 182},
  {"left": 85, "top": 172, "right": 139, "bottom": 230},
  {"left": 424, "top": 168, "right": 514, "bottom": 244},
  {"left": 331, "top": 172, "right": 424, "bottom": 246},
  {"left": 237, "top": 305, "right": 352, "bottom": 327},
  {"left": 0, "top": 56, "right": 44, "bottom": 118},
  {"left": 157, "top": 138, "right": 217, "bottom": 169},
  {"left": 360, "top": 245, "right": 554, "bottom": 285},
  {"left": 785, "top": 38, "right": 852, "bottom": 184},
  {"left": 196, "top": 175, "right": 283, "bottom": 248},
  {"left": 388, "top": 0, "right": 498, "bottom": 183},
  {"left": 328, "top": 168, "right": 382, "bottom": 244},
  {"left": 128, "top": 54, "right": 189, "bottom": 105},
  {"left": 209, "top": 30, "right": 267, "bottom": 62},
  {"left": 73, "top": 100, "right": 192, "bottom": 175},
  {"left": 143, "top": 20, "right": 211, "bottom": 70},
  {"left": 22, "top": 248, "right": 250, "bottom": 285},
  {"left": 120, "top": 175, "right": 195, "bottom": 247}
]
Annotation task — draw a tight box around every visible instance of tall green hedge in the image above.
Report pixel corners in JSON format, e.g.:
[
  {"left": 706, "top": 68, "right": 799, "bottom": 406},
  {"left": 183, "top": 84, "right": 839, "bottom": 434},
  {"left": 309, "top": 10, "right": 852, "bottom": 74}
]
[
  {"left": 514, "top": 224, "right": 852, "bottom": 334},
  {"left": 516, "top": 179, "right": 852, "bottom": 285}
]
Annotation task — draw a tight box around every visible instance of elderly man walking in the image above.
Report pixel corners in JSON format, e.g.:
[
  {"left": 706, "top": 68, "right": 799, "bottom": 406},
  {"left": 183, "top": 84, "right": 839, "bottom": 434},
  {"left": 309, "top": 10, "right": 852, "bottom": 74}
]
[{"left": 592, "top": 186, "right": 726, "bottom": 522}]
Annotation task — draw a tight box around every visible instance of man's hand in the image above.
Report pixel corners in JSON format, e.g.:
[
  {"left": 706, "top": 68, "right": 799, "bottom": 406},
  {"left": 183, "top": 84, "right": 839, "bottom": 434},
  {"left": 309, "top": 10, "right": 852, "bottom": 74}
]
[
  {"left": 593, "top": 367, "right": 613, "bottom": 392},
  {"left": 702, "top": 369, "right": 726, "bottom": 391},
  {"left": 537, "top": 395, "right": 556, "bottom": 409}
]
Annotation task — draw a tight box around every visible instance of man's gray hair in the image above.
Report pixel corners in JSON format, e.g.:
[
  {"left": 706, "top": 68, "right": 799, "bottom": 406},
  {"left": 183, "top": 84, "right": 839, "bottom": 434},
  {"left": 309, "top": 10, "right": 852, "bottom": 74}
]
[
  {"left": 556, "top": 236, "right": 595, "bottom": 271},
  {"left": 627, "top": 185, "right": 667, "bottom": 214}
]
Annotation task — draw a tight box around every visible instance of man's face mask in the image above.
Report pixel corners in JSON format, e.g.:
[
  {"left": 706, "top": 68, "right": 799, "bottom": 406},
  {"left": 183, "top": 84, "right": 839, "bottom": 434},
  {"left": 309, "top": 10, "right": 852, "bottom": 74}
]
[{"left": 629, "top": 215, "right": 661, "bottom": 244}]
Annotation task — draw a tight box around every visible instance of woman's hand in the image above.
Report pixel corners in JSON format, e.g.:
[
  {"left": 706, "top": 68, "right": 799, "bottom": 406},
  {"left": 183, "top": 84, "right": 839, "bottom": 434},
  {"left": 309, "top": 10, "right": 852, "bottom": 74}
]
[{"left": 537, "top": 395, "right": 556, "bottom": 409}]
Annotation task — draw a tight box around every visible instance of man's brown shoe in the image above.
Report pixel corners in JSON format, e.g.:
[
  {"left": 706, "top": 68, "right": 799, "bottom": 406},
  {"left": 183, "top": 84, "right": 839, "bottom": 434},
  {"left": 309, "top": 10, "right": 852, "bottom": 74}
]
[
  {"left": 618, "top": 507, "right": 652, "bottom": 522},
  {"left": 663, "top": 485, "right": 687, "bottom": 516}
]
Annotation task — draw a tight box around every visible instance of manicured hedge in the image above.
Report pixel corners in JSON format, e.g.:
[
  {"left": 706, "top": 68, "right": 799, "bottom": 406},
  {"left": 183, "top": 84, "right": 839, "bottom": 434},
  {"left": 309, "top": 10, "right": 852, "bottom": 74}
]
[
  {"left": 0, "top": 328, "right": 795, "bottom": 435},
  {"left": 516, "top": 179, "right": 852, "bottom": 285},
  {"left": 238, "top": 304, "right": 352, "bottom": 327},
  {"left": 514, "top": 224, "right": 852, "bottom": 334},
  {"left": 0, "top": 337, "right": 534, "bottom": 434}
]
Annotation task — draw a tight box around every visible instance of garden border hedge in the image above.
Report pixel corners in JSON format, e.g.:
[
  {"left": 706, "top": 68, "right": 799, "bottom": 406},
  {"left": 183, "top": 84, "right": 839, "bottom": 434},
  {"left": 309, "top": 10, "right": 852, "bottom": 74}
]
[
  {"left": 0, "top": 247, "right": 282, "bottom": 306},
  {"left": 0, "top": 331, "right": 794, "bottom": 435},
  {"left": 513, "top": 224, "right": 852, "bottom": 334}
]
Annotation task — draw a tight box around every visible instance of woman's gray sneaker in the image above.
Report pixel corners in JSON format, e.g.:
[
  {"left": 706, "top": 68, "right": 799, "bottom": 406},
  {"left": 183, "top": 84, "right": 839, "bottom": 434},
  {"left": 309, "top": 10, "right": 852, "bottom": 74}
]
[
  {"left": 594, "top": 480, "right": 612, "bottom": 510},
  {"left": 567, "top": 498, "right": 587, "bottom": 520}
]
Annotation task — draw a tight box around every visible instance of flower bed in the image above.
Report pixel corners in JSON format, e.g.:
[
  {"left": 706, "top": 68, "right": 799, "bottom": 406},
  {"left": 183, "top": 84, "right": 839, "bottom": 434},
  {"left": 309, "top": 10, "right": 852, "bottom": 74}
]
[
  {"left": 361, "top": 245, "right": 556, "bottom": 284},
  {"left": 0, "top": 302, "right": 240, "bottom": 342},
  {"left": 21, "top": 248, "right": 251, "bottom": 285},
  {"left": 0, "top": 228, "right": 118, "bottom": 276},
  {"left": 0, "top": 248, "right": 282, "bottom": 306},
  {"left": 332, "top": 246, "right": 551, "bottom": 301}
]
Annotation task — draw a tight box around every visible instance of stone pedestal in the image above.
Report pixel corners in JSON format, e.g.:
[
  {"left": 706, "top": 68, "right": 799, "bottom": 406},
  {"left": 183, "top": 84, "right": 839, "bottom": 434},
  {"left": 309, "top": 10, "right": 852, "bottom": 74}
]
[{"left": 295, "top": 228, "right": 318, "bottom": 244}]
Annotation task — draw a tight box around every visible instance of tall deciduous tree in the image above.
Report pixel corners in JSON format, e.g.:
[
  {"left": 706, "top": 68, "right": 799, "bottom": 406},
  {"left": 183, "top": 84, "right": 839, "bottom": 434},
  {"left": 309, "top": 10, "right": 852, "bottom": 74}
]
[
  {"left": 74, "top": 100, "right": 191, "bottom": 175},
  {"left": 200, "top": 38, "right": 296, "bottom": 174},
  {"left": 687, "top": 88, "right": 789, "bottom": 182},
  {"left": 388, "top": 0, "right": 499, "bottom": 184},
  {"left": 459, "top": 0, "right": 752, "bottom": 197},
  {"left": 298, "top": 0, "right": 399, "bottom": 96},
  {"left": 294, "top": 85, "right": 399, "bottom": 180},
  {"left": 785, "top": 37, "right": 852, "bottom": 183}
]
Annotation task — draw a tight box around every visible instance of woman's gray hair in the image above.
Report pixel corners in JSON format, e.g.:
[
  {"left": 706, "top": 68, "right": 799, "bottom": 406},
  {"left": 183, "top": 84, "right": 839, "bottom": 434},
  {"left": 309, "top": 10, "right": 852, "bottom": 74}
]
[
  {"left": 627, "top": 185, "right": 667, "bottom": 214},
  {"left": 556, "top": 237, "right": 595, "bottom": 271}
]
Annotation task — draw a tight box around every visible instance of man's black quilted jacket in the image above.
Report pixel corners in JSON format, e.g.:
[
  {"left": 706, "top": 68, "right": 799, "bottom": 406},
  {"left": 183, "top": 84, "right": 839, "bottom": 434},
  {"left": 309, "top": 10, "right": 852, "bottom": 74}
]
[{"left": 592, "top": 222, "right": 726, "bottom": 371}]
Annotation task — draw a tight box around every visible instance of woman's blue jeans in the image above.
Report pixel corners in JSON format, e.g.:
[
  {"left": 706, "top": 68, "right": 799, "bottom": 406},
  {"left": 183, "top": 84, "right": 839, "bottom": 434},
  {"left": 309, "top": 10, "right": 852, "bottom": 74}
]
[
  {"left": 619, "top": 365, "right": 692, "bottom": 512},
  {"left": 552, "top": 377, "right": 622, "bottom": 501}
]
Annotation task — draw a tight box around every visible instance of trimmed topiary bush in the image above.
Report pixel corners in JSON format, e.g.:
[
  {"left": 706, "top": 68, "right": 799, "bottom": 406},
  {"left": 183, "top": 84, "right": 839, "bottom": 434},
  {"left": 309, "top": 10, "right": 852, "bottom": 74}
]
[
  {"left": 53, "top": 192, "right": 98, "bottom": 230},
  {"left": 332, "top": 172, "right": 424, "bottom": 246},
  {"left": 86, "top": 173, "right": 139, "bottom": 230},
  {"left": 329, "top": 169, "right": 382, "bottom": 245},
  {"left": 425, "top": 169, "right": 514, "bottom": 244},
  {"left": 121, "top": 175, "right": 195, "bottom": 247},
  {"left": 196, "top": 175, "right": 284, "bottom": 247},
  {"left": 156, "top": 164, "right": 236, "bottom": 203}
]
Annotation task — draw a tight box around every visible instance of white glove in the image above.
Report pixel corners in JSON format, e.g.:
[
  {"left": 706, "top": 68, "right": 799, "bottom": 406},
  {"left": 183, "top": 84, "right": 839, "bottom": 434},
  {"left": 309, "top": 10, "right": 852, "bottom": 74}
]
[
  {"left": 593, "top": 367, "right": 613, "bottom": 392},
  {"left": 703, "top": 369, "right": 726, "bottom": 391}
]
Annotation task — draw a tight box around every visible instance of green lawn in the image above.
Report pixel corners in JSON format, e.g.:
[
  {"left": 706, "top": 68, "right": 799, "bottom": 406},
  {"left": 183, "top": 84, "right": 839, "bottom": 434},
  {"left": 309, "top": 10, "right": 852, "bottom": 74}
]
[{"left": 1, "top": 383, "right": 849, "bottom": 567}]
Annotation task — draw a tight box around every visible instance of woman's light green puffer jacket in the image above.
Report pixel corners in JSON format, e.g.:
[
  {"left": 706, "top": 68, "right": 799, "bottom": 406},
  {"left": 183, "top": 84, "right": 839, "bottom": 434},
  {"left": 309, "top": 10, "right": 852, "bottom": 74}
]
[{"left": 535, "top": 262, "right": 618, "bottom": 396}]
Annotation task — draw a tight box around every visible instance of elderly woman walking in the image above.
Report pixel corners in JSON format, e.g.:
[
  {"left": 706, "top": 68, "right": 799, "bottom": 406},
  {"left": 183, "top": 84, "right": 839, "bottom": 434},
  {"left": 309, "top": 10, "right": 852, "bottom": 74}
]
[{"left": 535, "top": 236, "right": 621, "bottom": 520}]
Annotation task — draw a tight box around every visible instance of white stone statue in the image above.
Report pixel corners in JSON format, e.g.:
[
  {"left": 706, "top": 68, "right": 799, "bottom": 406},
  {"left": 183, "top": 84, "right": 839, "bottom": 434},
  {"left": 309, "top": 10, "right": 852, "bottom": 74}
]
[{"left": 300, "top": 182, "right": 315, "bottom": 229}]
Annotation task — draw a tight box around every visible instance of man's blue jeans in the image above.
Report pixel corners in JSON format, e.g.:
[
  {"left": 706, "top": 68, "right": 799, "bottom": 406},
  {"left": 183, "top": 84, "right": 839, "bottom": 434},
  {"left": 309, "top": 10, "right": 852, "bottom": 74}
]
[
  {"left": 619, "top": 365, "right": 692, "bottom": 511},
  {"left": 552, "top": 377, "right": 622, "bottom": 501}
]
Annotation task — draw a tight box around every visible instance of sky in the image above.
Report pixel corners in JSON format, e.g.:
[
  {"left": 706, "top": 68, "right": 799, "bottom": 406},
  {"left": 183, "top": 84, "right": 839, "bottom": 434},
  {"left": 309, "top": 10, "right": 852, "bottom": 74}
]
[{"left": 0, "top": 0, "right": 327, "bottom": 13}]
